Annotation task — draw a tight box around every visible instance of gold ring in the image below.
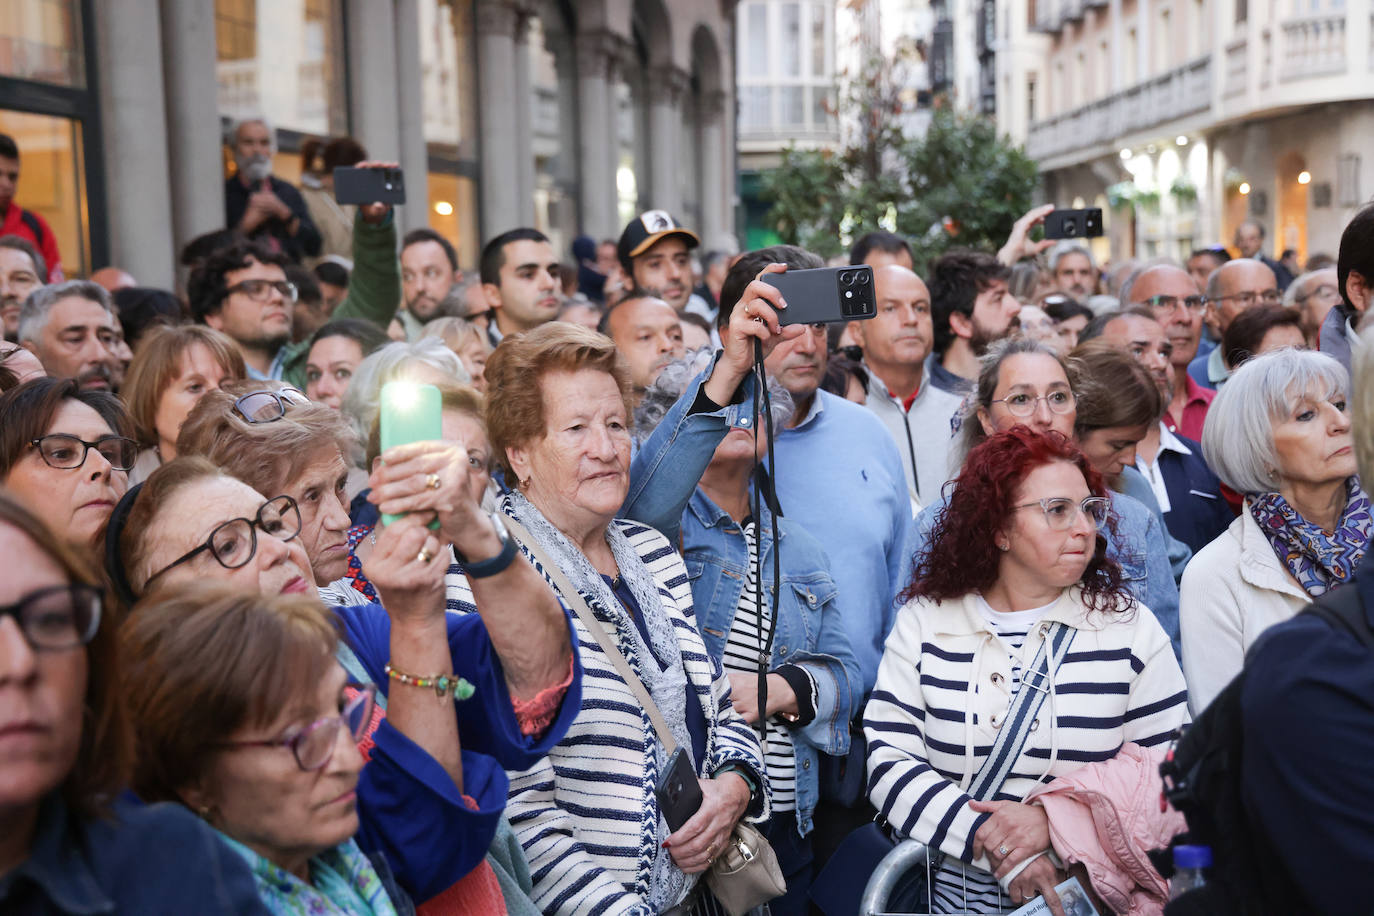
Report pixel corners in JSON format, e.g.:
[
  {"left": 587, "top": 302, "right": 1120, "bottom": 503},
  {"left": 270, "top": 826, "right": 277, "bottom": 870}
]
[
  {"left": 426, "top": 473, "right": 441, "bottom": 490},
  {"left": 416, "top": 548, "right": 433, "bottom": 564}
]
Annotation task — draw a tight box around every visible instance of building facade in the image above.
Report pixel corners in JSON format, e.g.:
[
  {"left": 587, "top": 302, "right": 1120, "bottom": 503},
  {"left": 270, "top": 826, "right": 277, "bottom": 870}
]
[
  {"left": 0, "top": 0, "right": 737, "bottom": 287},
  {"left": 996, "top": 0, "right": 1374, "bottom": 265}
]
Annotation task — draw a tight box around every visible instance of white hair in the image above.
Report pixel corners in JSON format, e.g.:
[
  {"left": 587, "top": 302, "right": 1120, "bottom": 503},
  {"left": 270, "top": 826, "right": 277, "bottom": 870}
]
[
  {"left": 1201, "top": 348, "right": 1350, "bottom": 494},
  {"left": 17, "top": 280, "right": 111, "bottom": 344},
  {"left": 227, "top": 114, "right": 276, "bottom": 151},
  {"left": 340, "top": 337, "right": 469, "bottom": 463}
]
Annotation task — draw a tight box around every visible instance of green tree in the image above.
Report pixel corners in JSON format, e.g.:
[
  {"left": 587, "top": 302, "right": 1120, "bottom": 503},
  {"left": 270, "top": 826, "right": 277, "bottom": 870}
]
[{"left": 760, "top": 76, "right": 1040, "bottom": 271}]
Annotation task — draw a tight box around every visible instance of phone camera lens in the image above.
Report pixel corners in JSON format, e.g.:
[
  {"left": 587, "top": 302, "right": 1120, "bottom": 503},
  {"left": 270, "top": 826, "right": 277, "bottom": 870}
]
[
  {"left": 857, "top": 270, "right": 870, "bottom": 286},
  {"left": 1065, "top": 223, "right": 1077, "bottom": 236}
]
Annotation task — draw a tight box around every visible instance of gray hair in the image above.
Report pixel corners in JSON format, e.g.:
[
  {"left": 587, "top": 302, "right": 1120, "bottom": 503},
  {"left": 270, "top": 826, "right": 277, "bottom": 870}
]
[
  {"left": 632, "top": 347, "right": 793, "bottom": 446},
  {"left": 1285, "top": 268, "right": 1334, "bottom": 308},
  {"left": 227, "top": 115, "right": 276, "bottom": 151},
  {"left": 17, "top": 280, "right": 111, "bottom": 344},
  {"left": 1201, "top": 348, "right": 1349, "bottom": 494},
  {"left": 1049, "top": 242, "right": 1096, "bottom": 273},
  {"left": 341, "top": 337, "right": 469, "bottom": 463},
  {"left": 0, "top": 235, "right": 47, "bottom": 282}
]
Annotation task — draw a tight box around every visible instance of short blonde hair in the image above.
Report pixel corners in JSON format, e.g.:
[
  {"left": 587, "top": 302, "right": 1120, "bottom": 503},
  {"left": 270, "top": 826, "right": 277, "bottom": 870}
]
[
  {"left": 485, "top": 323, "right": 632, "bottom": 479},
  {"left": 422, "top": 317, "right": 489, "bottom": 355},
  {"left": 121, "top": 325, "right": 246, "bottom": 446},
  {"left": 176, "top": 379, "right": 356, "bottom": 498}
]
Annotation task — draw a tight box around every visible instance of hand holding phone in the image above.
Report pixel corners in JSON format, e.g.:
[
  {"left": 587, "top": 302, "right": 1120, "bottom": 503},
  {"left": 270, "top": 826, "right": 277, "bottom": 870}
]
[
  {"left": 761, "top": 265, "right": 878, "bottom": 325},
  {"left": 378, "top": 382, "right": 442, "bottom": 528},
  {"left": 655, "top": 748, "right": 704, "bottom": 832},
  {"left": 1042, "top": 208, "right": 1104, "bottom": 240}
]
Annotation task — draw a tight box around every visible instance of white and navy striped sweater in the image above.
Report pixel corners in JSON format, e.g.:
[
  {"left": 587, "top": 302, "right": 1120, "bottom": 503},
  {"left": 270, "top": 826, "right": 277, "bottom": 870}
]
[
  {"left": 864, "top": 588, "right": 1188, "bottom": 911},
  {"left": 500, "top": 518, "right": 767, "bottom": 916}
]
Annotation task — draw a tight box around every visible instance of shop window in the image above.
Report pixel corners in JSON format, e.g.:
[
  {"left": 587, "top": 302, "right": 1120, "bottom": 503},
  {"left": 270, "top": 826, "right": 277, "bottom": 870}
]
[{"left": 0, "top": 109, "right": 88, "bottom": 276}]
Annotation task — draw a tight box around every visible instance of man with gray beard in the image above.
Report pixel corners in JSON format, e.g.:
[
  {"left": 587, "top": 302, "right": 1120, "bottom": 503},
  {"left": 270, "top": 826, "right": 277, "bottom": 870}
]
[{"left": 223, "top": 116, "right": 321, "bottom": 263}]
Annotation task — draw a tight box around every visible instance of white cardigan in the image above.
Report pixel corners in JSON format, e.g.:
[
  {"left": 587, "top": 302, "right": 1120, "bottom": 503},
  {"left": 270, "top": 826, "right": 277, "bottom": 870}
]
[
  {"left": 1179, "top": 505, "right": 1311, "bottom": 714},
  {"left": 864, "top": 587, "right": 1187, "bottom": 874}
]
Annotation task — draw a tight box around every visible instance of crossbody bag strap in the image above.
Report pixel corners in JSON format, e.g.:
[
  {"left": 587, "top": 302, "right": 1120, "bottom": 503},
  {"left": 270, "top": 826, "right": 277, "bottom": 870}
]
[
  {"left": 966, "top": 620, "right": 1076, "bottom": 802},
  {"left": 502, "top": 514, "right": 679, "bottom": 754}
]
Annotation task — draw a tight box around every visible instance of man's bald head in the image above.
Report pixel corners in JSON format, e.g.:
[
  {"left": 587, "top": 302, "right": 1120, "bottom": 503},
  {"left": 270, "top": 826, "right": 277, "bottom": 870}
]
[
  {"left": 1206, "top": 258, "right": 1279, "bottom": 334},
  {"left": 1124, "top": 264, "right": 1205, "bottom": 366}
]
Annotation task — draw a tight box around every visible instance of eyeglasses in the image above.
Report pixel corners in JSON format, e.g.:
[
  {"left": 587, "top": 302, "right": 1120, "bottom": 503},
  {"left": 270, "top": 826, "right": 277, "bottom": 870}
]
[
  {"left": 1143, "top": 294, "right": 1207, "bottom": 315},
  {"left": 216, "top": 685, "right": 376, "bottom": 771},
  {"left": 224, "top": 279, "right": 298, "bottom": 303},
  {"left": 0, "top": 584, "right": 102, "bottom": 651},
  {"left": 143, "top": 495, "right": 302, "bottom": 589},
  {"left": 233, "top": 387, "right": 309, "bottom": 423},
  {"left": 1208, "top": 289, "right": 1282, "bottom": 308},
  {"left": 991, "top": 390, "right": 1077, "bottom": 418},
  {"left": 30, "top": 434, "right": 138, "bottom": 471},
  {"left": 1014, "top": 496, "right": 1111, "bottom": 531}
]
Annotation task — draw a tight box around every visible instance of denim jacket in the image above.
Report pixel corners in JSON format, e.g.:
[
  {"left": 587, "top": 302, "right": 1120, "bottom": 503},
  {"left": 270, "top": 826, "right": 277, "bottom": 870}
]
[{"left": 682, "top": 487, "right": 861, "bottom": 836}]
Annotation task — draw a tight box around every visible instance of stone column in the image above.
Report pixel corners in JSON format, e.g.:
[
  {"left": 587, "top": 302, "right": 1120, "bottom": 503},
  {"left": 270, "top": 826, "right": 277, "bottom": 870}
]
[
  {"left": 513, "top": 13, "right": 536, "bottom": 221},
  {"left": 394, "top": 0, "right": 430, "bottom": 235},
  {"left": 346, "top": 0, "right": 401, "bottom": 161},
  {"left": 476, "top": 0, "right": 522, "bottom": 237},
  {"left": 698, "top": 90, "right": 727, "bottom": 249},
  {"left": 646, "top": 66, "right": 687, "bottom": 214},
  {"left": 96, "top": 0, "right": 175, "bottom": 284},
  {"left": 575, "top": 30, "right": 615, "bottom": 238},
  {"left": 159, "top": 0, "right": 221, "bottom": 270}
]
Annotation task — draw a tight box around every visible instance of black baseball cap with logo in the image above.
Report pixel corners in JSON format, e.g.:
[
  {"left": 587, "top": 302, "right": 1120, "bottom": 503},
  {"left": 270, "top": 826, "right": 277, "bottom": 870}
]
[{"left": 617, "top": 210, "right": 700, "bottom": 274}]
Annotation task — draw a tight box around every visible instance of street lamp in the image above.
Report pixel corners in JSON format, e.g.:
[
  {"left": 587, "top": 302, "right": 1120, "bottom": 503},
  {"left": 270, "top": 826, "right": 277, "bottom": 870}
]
[
  {"left": 1298, "top": 170, "right": 1312, "bottom": 185},
  {"left": 1239, "top": 182, "right": 1251, "bottom": 195}
]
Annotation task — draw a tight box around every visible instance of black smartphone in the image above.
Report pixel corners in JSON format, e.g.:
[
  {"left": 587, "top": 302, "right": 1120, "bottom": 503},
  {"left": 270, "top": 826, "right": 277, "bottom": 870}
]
[
  {"left": 654, "top": 748, "right": 703, "bottom": 832},
  {"left": 334, "top": 166, "right": 406, "bottom": 206},
  {"left": 761, "top": 265, "right": 878, "bottom": 326},
  {"left": 1043, "top": 207, "right": 1104, "bottom": 240}
]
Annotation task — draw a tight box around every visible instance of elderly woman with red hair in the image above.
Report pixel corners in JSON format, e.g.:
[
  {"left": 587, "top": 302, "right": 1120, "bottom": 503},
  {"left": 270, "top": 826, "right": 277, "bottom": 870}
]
[{"left": 865, "top": 427, "right": 1187, "bottom": 915}]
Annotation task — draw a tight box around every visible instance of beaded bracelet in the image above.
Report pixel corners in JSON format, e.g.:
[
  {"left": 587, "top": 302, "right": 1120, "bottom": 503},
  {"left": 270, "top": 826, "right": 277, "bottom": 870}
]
[{"left": 385, "top": 663, "right": 476, "bottom": 702}]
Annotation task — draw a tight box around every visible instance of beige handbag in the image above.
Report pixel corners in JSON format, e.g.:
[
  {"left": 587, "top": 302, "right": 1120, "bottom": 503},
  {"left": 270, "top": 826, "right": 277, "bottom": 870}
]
[{"left": 502, "top": 515, "right": 786, "bottom": 915}]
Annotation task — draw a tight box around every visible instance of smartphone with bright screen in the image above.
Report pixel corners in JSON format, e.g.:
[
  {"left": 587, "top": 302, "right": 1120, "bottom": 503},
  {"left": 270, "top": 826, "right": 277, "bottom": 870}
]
[{"left": 379, "top": 382, "right": 442, "bottom": 527}]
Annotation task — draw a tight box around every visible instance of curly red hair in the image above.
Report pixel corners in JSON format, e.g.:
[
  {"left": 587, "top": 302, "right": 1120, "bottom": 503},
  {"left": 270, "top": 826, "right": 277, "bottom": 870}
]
[{"left": 908, "top": 426, "right": 1127, "bottom": 613}]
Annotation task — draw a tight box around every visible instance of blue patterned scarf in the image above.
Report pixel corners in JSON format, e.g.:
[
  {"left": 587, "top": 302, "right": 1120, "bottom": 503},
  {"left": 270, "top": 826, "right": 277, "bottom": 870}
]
[
  {"left": 216, "top": 833, "right": 399, "bottom": 916},
  {"left": 1249, "top": 477, "right": 1372, "bottom": 596}
]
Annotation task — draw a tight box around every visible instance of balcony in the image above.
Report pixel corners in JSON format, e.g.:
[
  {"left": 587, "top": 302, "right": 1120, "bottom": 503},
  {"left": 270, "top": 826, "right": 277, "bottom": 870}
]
[
  {"left": 1224, "top": 38, "right": 1247, "bottom": 96},
  {"left": 1026, "top": 56, "right": 1211, "bottom": 162},
  {"left": 1280, "top": 12, "right": 1347, "bottom": 81}
]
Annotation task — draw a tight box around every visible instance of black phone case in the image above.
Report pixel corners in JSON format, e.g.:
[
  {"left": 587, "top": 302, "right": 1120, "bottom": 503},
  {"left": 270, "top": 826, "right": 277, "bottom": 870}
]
[
  {"left": 654, "top": 748, "right": 703, "bottom": 832},
  {"left": 1043, "top": 207, "right": 1104, "bottom": 240},
  {"left": 762, "top": 265, "right": 878, "bottom": 325},
  {"left": 333, "top": 166, "right": 406, "bottom": 206}
]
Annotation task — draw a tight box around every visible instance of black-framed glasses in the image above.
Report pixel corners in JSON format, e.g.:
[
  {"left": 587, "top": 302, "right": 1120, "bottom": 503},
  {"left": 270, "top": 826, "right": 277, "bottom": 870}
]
[
  {"left": 1014, "top": 496, "right": 1111, "bottom": 531},
  {"left": 1208, "top": 289, "right": 1282, "bottom": 308},
  {"left": 224, "top": 279, "right": 298, "bottom": 303},
  {"left": 991, "top": 390, "right": 1077, "bottom": 418},
  {"left": 233, "top": 387, "right": 309, "bottom": 423},
  {"left": 29, "top": 434, "right": 138, "bottom": 472},
  {"left": 1143, "top": 294, "right": 1207, "bottom": 315},
  {"left": 216, "top": 684, "right": 376, "bottom": 771},
  {"left": 143, "top": 495, "right": 302, "bottom": 589},
  {"left": 0, "top": 584, "right": 102, "bottom": 651}
]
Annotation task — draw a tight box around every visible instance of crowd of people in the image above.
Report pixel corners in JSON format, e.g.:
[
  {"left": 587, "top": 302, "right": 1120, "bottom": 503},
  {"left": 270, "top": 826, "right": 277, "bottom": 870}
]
[{"left": 3, "top": 114, "right": 1374, "bottom": 916}]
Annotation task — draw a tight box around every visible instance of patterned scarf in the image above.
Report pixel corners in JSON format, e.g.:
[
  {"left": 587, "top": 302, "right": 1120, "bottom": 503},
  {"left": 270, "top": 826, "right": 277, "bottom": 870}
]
[
  {"left": 501, "top": 489, "right": 694, "bottom": 911},
  {"left": 217, "top": 833, "right": 400, "bottom": 916},
  {"left": 1249, "top": 477, "right": 1372, "bottom": 596}
]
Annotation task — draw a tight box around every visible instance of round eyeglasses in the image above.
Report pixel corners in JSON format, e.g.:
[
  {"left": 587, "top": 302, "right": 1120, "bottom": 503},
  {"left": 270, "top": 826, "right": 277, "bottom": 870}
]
[
  {"left": 0, "top": 584, "right": 102, "bottom": 651},
  {"left": 233, "top": 387, "right": 310, "bottom": 423},
  {"left": 990, "top": 390, "right": 1077, "bottom": 418},
  {"left": 216, "top": 685, "right": 377, "bottom": 771},
  {"left": 30, "top": 434, "right": 138, "bottom": 472},
  {"left": 142, "top": 495, "right": 302, "bottom": 590},
  {"left": 1014, "top": 496, "right": 1111, "bottom": 531}
]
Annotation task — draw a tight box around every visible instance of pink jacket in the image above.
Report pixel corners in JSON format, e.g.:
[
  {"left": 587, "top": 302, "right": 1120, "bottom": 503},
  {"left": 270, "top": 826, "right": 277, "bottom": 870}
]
[{"left": 1025, "top": 743, "right": 1186, "bottom": 916}]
